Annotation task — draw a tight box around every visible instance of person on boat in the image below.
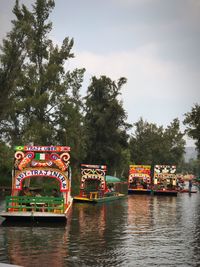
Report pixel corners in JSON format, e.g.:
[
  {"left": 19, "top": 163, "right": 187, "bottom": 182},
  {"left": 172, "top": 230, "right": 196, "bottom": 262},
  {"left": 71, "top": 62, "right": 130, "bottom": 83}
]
[
  {"left": 104, "top": 186, "right": 112, "bottom": 196},
  {"left": 21, "top": 187, "right": 32, "bottom": 196},
  {"left": 20, "top": 187, "right": 33, "bottom": 209},
  {"left": 141, "top": 180, "right": 147, "bottom": 189},
  {"left": 188, "top": 180, "right": 192, "bottom": 192},
  {"left": 52, "top": 188, "right": 60, "bottom": 197},
  {"left": 105, "top": 187, "right": 111, "bottom": 193},
  {"left": 109, "top": 184, "right": 115, "bottom": 192}
]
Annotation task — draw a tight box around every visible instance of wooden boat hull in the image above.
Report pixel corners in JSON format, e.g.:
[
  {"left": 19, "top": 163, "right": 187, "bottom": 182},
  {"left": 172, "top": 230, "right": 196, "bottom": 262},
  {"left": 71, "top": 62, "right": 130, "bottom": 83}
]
[
  {"left": 0, "top": 211, "right": 67, "bottom": 222},
  {"left": 152, "top": 190, "right": 178, "bottom": 196},
  {"left": 0, "top": 200, "right": 73, "bottom": 223},
  {"left": 73, "top": 194, "right": 126, "bottom": 203},
  {"left": 128, "top": 189, "right": 152, "bottom": 195}
]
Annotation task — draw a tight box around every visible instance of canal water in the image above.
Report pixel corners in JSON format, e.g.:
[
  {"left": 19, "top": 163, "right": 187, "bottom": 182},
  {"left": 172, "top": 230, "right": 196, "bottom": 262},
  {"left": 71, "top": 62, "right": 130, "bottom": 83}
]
[{"left": 0, "top": 191, "right": 200, "bottom": 267}]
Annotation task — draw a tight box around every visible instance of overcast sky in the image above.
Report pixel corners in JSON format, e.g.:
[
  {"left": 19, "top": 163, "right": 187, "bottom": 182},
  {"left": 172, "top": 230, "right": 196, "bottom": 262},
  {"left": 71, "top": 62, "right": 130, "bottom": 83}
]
[{"left": 1, "top": 0, "right": 199, "bottom": 146}]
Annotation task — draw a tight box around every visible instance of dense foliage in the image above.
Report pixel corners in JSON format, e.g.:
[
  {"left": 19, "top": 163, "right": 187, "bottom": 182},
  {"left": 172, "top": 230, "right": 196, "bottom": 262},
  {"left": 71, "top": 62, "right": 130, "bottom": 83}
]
[
  {"left": 84, "top": 76, "right": 131, "bottom": 176},
  {"left": 129, "top": 118, "right": 185, "bottom": 166},
  {"left": 184, "top": 104, "right": 200, "bottom": 158},
  {"left": 180, "top": 158, "right": 200, "bottom": 177},
  {"left": 0, "top": 0, "right": 86, "bottom": 184}
]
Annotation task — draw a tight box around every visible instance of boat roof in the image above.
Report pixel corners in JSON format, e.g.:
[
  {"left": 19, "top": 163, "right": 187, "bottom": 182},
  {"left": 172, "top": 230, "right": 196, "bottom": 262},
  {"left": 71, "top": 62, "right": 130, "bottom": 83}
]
[{"left": 105, "top": 175, "right": 121, "bottom": 183}]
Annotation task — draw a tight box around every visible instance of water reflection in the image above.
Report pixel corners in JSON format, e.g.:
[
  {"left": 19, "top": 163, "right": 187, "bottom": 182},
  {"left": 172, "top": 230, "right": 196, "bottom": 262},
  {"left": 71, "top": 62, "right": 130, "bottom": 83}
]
[
  {"left": 0, "top": 192, "right": 200, "bottom": 266},
  {"left": 68, "top": 200, "right": 128, "bottom": 266},
  {"left": 127, "top": 195, "right": 153, "bottom": 234},
  {"left": 123, "top": 194, "right": 200, "bottom": 267},
  {"left": 0, "top": 223, "right": 69, "bottom": 267}
]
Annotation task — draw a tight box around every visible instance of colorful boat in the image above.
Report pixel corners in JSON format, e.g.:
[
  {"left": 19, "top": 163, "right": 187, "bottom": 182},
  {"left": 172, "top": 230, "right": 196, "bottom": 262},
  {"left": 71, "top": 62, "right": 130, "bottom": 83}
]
[
  {"left": 128, "top": 165, "right": 152, "bottom": 194},
  {"left": 152, "top": 165, "right": 178, "bottom": 196},
  {"left": 73, "top": 164, "right": 126, "bottom": 203},
  {"left": 0, "top": 145, "right": 73, "bottom": 222}
]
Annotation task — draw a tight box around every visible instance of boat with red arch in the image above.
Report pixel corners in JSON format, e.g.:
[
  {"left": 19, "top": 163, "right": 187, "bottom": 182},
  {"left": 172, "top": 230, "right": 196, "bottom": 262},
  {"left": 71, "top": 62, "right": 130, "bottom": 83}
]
[
  {"left": 0, "top": 145, "right": 73, "bottom": 222},
  {"left": 128, "top": 165, "right": 152, "bottom": 194},
  {"left": 73, "top": 164, "right": 126, "bottom": 203}
]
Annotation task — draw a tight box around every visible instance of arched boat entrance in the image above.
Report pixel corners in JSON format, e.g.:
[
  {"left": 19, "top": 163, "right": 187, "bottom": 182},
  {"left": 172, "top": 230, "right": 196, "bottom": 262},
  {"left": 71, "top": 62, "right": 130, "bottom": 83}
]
[{"left": 0, "top": 145, "right": 73, "bottom": 222}]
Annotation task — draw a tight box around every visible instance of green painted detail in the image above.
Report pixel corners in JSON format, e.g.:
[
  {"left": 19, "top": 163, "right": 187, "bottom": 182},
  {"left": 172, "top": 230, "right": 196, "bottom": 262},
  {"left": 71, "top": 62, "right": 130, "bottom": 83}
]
[
  {"left": 74, "top": 194, "right": 126, "bottom": 203},
  {"left": 35, "top": 153, "right": 47, "bottom": 160},
  {"left": 5, "top": 196, "right": 65, "bottom": 213},
  {"left": 93, "top": 194, "right": 126, "bottom": 202},
  {"left": 14, "top": 146, "right": 24, "bottom": 151}
]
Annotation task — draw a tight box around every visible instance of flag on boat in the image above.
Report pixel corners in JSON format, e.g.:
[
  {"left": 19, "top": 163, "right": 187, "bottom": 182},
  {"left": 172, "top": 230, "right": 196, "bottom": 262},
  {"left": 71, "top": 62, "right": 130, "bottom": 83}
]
[{"left": 35, "top": 153, "right": 49, "bottom": 160}]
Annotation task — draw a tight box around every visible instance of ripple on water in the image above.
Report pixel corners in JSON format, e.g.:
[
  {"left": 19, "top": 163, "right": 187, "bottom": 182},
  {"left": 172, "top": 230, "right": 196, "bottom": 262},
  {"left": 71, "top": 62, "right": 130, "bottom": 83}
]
[{"left": 0, "top": 193, "right": 200, "bottom": 266}]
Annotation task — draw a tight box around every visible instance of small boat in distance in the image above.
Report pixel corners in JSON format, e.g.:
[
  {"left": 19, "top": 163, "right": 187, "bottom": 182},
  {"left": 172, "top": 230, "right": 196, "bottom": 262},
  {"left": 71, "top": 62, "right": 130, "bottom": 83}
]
[
  {"left": 0, "top": 145, "right": 73, "bottom": 222},
  {"left": 178, "top": 179, "right": 197, "bottom": 193},
  {"left": 73, "top": 164, "right": 126, "bottom": 203},
  {"left": 128, "top": 165, "right": 152, "bottom": 194},
  {"left": 152, "top": 165, "right": 178, "bottom": 196}
]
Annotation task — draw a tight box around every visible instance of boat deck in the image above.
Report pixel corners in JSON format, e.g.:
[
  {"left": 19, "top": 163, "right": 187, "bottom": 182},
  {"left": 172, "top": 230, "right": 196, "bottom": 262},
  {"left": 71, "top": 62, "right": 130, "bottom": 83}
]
[
  {"left": 73, "top": 193, "right": 126, "bottom": 203},
  {"left": 128, "top": 188, "right": 151, "bottom": 194},
  {"left": 152, "top": 190, "right": 178, "bottom": 196},
  {"left": 0, "top": 211, "right": 67, "bottom": 222}
]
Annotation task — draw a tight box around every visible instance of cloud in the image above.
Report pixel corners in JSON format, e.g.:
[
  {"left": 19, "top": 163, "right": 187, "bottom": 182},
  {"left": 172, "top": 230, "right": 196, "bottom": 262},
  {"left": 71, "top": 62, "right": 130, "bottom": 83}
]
[
  {"left": 69, "top": 43, "right": 199, "bottom": 130},
  {"left": 113, "top": 0, "right": 157, "bottom": 7},
  {"left": 71, "top": 43, "right": 177, "bottom": 95}
]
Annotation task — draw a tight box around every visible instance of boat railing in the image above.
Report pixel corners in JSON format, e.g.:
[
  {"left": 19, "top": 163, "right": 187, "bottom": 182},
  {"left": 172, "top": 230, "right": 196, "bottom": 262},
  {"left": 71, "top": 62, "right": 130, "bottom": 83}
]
[
  {"left": 104, "top": 191, "right": 118, "bottom": 197},
  {"left": 5, "top": 196, "right": 65, "bottom": 213}
]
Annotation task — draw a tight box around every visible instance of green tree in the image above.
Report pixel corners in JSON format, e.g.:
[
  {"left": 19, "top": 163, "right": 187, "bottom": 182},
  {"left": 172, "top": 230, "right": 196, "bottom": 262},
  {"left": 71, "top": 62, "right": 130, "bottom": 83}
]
[
  {"left": 179, "top": 158, "right": 200, "bottom": 176},
  {"left": 184, "top": 104, "right": 200, "bottom": 158},
  {"left": 129, "top": 118, "right": 185, "bottom": 166},
  {"left": 0, "top": 142, "right": 13, "bottom": 185},
  {"left": 163, "top": 118, "right": 185, "bottom": 164},
  {"left": 0, "top": 0, "right": 86, "bottom": 186},
  {"left": 84, "top": 75, "right": 131, "bottom": 176},
  {"left": 55, "top": 68, "right": 87, "bottom": 191},
  {"left": 0, "top": 0, "right": 28, "bottom": 144},
  {"left": 129, "top": 118, "right": 164, "bottom": 165},
  {"left": 0, "top": 0, "right": 85, "bottom": 149}
]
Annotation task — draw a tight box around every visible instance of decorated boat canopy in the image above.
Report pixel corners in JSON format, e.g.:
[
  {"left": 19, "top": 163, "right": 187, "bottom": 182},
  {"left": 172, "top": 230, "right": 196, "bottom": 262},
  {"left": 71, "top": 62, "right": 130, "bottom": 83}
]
[
  {"left": 153, "top": 165, "right": 177, "bottom": 185},
  {"left": 13, "top": 145, "right": 71, "bottom": 191},
  {"left": 154, "top": 165, "right": 176, "bottom": 178},
  {"left": 129, "top": 165, "right": 151, "bottom": 183},
  {"left": 80, "top": 164, "right": 107, "bottom": 190}
]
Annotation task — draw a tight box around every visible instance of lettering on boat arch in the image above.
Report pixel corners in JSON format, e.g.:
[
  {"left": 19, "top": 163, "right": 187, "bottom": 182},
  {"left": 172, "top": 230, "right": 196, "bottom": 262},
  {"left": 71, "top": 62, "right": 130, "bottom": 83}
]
[
  {"left": 80, "top": 164, "right": 107, "bottom": 190},
  {"left": 15, "top": 145, "right": 70, "bottom": 152},
  {"left": 14, "top": 168, "right": 69, "bottom": 191}
]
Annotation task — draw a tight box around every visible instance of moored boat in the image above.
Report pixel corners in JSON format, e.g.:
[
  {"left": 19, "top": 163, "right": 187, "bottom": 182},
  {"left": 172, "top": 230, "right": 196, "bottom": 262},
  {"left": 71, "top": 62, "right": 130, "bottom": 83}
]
[
  {"left": 0, "top": 145, "right": 73, "bottom": 222},
  {"left": 73, "top": 164, "right": 126, "bottom": 203},
  {"left": 152, "top": 165, "right": 178, "bottom": 196},
  {"left": 128, "top": 165, "right": 152, "bottom": 194}
]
